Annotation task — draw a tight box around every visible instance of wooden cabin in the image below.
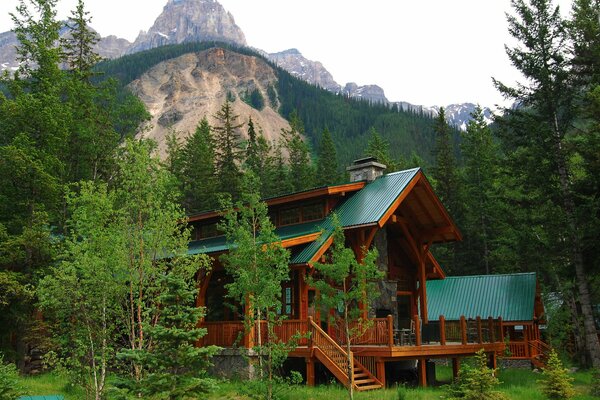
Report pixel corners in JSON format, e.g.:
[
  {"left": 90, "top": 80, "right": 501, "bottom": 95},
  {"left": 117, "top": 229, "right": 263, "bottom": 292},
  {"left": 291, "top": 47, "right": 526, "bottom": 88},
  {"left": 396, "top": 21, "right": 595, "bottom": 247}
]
[
  {"left": 189, "top": 158, "right": 505, "bottom": 390},
  {"left": 427, "top": 273, "right": 549, "bottom": 368}
]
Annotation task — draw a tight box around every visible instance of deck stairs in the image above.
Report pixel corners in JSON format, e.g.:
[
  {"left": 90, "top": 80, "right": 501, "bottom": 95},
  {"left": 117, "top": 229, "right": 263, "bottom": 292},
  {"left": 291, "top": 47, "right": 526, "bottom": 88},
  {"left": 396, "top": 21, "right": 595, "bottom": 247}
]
[
  {"left": 308, "top": 317, "right": 383, "bottom": 391},
  {"left": 530, "top": 339, "right": 551, "bottom": 369}
]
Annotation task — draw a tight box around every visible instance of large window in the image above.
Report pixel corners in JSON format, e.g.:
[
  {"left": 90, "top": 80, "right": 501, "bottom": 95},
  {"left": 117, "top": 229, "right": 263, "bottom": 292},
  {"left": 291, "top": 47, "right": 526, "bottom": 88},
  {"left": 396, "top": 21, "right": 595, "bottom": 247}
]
[{"left": 277, "top": 202, "right": 324, "bottom": 226}]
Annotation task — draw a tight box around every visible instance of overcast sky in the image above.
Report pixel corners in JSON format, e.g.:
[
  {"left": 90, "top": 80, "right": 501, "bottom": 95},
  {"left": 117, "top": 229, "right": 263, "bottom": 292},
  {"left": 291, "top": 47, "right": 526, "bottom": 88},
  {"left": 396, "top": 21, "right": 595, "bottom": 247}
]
[{"left": 0, "top": 0, "right": 573, "bottom": 107}]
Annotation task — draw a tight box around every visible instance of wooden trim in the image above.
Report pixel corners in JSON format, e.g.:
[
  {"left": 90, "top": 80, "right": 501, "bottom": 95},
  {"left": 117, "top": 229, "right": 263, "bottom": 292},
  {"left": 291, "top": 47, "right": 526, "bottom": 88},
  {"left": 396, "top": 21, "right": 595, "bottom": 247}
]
[
  {"left": 460, "top": 316, "right": 467, "bottom": 345},
  {"left": 280, "top": 232, "right": 321, "bottom": 248},
  {"left": 308, "top": 235, "right": 335, "bottom": 266},
  {"left": 418, "top": 358, "right": 427, "bottom": 387},
  {"left": 415, "top": 172, "right": 463, "bottom": 241},
  {"left": 378, "top": 173, "right": 421, "bottom": 228},
  {"left": 452, "top": 358, "right": 460, "bottom": 379},
  {"left": 440, "top": 315, "right": 446, "bottom": 346}
]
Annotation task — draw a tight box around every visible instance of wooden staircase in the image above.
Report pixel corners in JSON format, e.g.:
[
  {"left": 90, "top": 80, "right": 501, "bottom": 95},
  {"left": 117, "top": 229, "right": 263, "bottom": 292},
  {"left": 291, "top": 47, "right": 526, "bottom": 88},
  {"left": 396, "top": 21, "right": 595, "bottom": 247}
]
[
  {"left": 530, "top": 339, "right": 551, "bottom": 369},
  {"left": 308, "top": 317, "right": 383, "bottom": 391}
]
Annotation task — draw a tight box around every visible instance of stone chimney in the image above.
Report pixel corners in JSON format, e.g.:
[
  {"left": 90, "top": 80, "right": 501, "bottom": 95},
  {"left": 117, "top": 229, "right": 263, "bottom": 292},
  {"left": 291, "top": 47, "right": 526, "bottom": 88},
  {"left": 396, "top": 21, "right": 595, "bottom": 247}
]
[{"left": 346, "top": 157, "right": 386, "bottom": 182}]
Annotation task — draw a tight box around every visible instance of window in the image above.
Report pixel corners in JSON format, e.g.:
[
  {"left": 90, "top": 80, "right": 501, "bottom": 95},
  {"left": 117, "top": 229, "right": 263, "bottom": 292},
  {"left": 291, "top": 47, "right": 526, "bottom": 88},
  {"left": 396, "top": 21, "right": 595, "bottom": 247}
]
[
  {"left": 302, "top": 202, "right": 324, "bottom": 221},
  {"left": 280, "top": 207, "right": 301, "bottom": 225},
  {"left": 198, "top": 222, "right": 219, "bottom": 239}
]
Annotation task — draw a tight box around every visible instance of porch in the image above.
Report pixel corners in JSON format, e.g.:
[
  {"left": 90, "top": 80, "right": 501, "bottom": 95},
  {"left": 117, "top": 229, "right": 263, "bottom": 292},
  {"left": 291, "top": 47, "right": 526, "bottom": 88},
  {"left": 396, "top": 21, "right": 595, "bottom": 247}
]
[{"left": 199, "top": 314, "right": 506, "bottom": 389}]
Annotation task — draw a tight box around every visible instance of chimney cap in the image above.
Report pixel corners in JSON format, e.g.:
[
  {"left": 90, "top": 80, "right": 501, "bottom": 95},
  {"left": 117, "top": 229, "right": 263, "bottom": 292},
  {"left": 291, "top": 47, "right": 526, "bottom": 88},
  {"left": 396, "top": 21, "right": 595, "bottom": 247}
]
[{"left": 346, "top": 157, "right": 387, "bottom": 172}]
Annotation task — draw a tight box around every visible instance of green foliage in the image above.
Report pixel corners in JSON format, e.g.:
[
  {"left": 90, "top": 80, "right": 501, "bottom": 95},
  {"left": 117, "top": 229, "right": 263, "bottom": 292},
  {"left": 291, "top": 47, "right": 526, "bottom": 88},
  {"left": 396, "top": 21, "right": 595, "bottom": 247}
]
[
  {"left": 316, "top": 128, "right": 341, "bottom": 186},
  {"left": 538, "top": 350, "right": 575, "bottom": 399},
  {"left": 0, "top": 354, "right": 22, "bottom": 400},
  {"left": 365, "top": 127, "right": 397, "bottom": 172},
  {"left": 243, "top": 88, "right": 266, "bottom": 110},
  {"left": 309, "top": 215, "right": 383, "bottom": 400},
  {"left": 61, "top": 0, "right": 102, "bottom": 80},
  {"left": 213, "top": 100, "right": 244, "bottom": 201},
  {"left": 176, "top": 117, "right": 219, "bottom": 212},
  {"left": 115, "top": 263, "right": 219, "bottom": 399},
  {"left": 447, "top": 349, "right": 507, "bottom": 400},
  {"left": 219, "top": 173, "right": 292, "bottom": 399},
  {"left": 590, "top": 368, "right": 600, "bottom": 397},
  {"left": 282, "top": 111, "right": 315, "bottom": 191}
]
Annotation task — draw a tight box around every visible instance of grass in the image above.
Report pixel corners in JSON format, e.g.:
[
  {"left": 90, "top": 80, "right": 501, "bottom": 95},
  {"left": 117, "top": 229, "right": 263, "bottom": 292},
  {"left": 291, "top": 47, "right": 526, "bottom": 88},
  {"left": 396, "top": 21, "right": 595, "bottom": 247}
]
[{"left": 16, "top": 366, "right": 595, "bottom": 399}]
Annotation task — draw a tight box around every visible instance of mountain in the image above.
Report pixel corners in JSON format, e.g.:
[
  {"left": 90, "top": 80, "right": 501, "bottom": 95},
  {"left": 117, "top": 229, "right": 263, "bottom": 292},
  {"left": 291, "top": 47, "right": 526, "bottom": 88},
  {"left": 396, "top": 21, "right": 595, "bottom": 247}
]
[
  {"left": 267, "top": 49, "right": 341, "bottom": 93},
  {"left": 127, "top": 47, "right": 289, "bottom": 156},
  {"left": 126, "top": 0, "right": 246, "bottom": 54},
  {"left": 428, "top": 103, "right": 495, "bottom": 130},
  {"left": 342, "top": 82, "right": 388, "bottom": 104},
  {"left": 0, "top": 29, "right": 131, "bottom": 72}
]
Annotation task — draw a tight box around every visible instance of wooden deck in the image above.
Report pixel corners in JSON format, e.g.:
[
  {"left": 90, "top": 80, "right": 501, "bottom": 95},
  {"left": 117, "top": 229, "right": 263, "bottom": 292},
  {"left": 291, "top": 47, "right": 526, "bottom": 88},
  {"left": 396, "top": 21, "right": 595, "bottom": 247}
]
[{"left": 200, "top": 314, "right": 506, "bottom": 359}]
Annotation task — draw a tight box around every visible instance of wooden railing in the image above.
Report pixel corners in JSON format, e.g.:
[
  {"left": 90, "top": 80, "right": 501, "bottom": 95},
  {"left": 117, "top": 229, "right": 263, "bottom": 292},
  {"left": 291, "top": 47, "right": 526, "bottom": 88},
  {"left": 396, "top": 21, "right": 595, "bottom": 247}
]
[
  {"left": 508, "top": 342, "right": 528, "bottom": 358},
  {"left": 199, "top": 315, "right": 504, "bottom": 349},
  {"left": 201, "top": 321, "right": 245, "bottom": 347},
  {"left": 309, "top": 316, "right": 352, "bottom": 385},
  {"left": 331, "top": 318, "right": 391, "bottom": 346}
]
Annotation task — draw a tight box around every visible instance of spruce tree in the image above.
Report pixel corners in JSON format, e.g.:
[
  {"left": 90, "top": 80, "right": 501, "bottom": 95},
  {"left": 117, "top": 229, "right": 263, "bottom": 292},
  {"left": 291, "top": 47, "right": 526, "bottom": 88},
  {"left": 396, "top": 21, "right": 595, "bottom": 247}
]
[
  {"left": 61, "top": 0, "right": 101, "bottom": 81},
  {"left": 213, "top": 100, "right": 243, "bottom": 201},
  {"left": 538, "top": 350, "right": 575, "bottom": 399},
  {"left": 282, "top": 111, "right": 314, "bottom": 192},
  {"left": 495, "top": 0, "right": 600, "bottom": 367},
  {"left": 365, "top": 127, "right": 396, "bottom": 171},
  {"left": 461, "top": 105, "right": 500, "bottom": 275},
  {"left": 180, "top": 117, "right": 218, "bottom": 212},
  {"left": 316, "top": 128, "right": 340, "bottom": 186}
]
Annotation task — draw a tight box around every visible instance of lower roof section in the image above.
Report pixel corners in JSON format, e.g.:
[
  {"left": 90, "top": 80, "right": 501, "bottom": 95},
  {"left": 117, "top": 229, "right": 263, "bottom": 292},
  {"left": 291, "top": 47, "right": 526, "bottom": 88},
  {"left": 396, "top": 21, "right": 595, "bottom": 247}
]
[{"left": 426, "top": 272, "right": 539, "bottom": 322}]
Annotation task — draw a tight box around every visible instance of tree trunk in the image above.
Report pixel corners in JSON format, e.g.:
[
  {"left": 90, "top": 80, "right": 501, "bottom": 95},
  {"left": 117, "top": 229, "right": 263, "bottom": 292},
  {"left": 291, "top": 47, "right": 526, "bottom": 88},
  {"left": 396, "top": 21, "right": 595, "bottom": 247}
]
[
  {"left": 344, "top": 302, "right": 353, "bottom": 400},
  {"left": 552, "top": 115, "right": 600, "bottom": 368},
  {"left": 256, "top": 308, "right": 264, "bottom": 379}
]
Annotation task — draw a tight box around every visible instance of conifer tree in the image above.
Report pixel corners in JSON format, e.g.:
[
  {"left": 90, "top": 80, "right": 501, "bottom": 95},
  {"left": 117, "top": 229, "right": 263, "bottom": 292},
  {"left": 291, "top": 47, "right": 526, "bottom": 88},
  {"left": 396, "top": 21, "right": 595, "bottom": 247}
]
[
  {"left": 316, "top": 128, "right": 340, "bottom": 186},
  {"left": 61, "top": 0, "right": 101, "bottom": 81},
  {"left": 539, "top": 350, "right": 575, "bottom": 399},
  {"left": 432, "top": 107, "right": 459, "bottom": 215},
  {"left": 213, "top": 100, "right": 244, "bottom": 201},
  {"left": 365, "top": 127, "right": 396, "bottom": 171},
  {"left": 282, "top": 111, "right": 314, "bottom": 191},
  {"left": 180, "top": 117, "right": 218, "bottom": 212},
  {"left": 495, "top": 0, "right": 600, "bottom": 367},
  {"left": 461, "top": 106, "right": 500, "bottom": 274}
]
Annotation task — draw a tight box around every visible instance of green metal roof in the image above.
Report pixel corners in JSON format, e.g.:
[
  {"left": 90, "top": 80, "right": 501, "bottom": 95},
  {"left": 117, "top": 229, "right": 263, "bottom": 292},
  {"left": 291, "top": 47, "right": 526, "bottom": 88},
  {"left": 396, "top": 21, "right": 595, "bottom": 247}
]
[
  {"left": 426, "top": 272, "right": 538, "bottom": 322},
  {"left": 290, "top": 168, "right": 421, "bottom": 264},
  {"left": 190, "top": 168, "right": 421, "bottom": 263},
  {"left": 188, "top": 218, "right": 327, "bottom": 255},
  {"left": 336, "top": 168, "right": 420, "bottom": 228}
]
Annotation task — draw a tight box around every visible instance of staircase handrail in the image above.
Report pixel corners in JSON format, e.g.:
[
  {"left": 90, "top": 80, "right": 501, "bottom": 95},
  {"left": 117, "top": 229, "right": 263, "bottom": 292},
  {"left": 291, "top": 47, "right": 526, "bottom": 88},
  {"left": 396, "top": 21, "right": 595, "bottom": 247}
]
[{"left": 308, "top": 316, "right": 352, "bottom": 382}]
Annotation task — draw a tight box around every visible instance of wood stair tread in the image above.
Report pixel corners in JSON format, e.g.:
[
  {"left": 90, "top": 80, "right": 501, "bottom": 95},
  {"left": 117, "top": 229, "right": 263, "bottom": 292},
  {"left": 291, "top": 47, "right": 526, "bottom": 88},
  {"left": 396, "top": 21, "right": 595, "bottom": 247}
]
[
  {"left": 355, "top": 384, "right": 383, "bottom": 391},
  {"left": 354, "top": 379, "right": 375, "bottom": 384}
]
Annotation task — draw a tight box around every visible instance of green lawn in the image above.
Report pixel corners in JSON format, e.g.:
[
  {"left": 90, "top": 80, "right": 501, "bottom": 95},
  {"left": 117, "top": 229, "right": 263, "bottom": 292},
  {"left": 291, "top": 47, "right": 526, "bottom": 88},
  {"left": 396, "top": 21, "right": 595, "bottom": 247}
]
[{"left": 17, "top": 366, "right": 594, "bottom": 399}]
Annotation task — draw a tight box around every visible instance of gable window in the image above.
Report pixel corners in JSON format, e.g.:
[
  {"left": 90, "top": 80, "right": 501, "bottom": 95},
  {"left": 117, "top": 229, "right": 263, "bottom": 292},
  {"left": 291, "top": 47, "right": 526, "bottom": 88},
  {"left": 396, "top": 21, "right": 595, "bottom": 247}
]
[
  {"left": 197, "top": 222, "right": 219, "bottom": 239},
  {"left": 302, "top": 202, "right": 324, "bottom": 222},
  {"left": 280, "top": 207, "right": 301, "bottom": 226}
]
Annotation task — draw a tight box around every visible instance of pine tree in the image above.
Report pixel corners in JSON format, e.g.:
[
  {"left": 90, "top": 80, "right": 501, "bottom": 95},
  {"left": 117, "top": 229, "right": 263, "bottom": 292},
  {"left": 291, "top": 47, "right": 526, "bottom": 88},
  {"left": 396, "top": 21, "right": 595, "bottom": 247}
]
[
  {"left": 365, "top": 127, "right": 396, "bottom": 171},
  {"left": 495, "top": 0, "right": 600, "bottom": 367},
  {"left": 61, "top": 0, "right": 101, "bottom": 81},
  {"left": 461, "top": 106, "right": 500, "bottom": 274},
  {"left": 432, "top": 107, "right": 459, "bottom": 215},
  {"left": 180, "top": 117, "right": 218, "bottom": 212},
  {"left": 213, "top": 100, "right": 243, "bottom": 201},
  {"left": 448, "top": 349, "right": 507, "bottom": 400},
  {"left": 538, "top": 350, "right": 575, "bottom": 399},
  {"left": 316, "top": 128, "right": 340, "bottom": 186},
  {"left": 117, "top": 263, "right": 218, "bottom": 399},
  {"left": 282, "top": 111, "right": 314, "bottom": 192}
]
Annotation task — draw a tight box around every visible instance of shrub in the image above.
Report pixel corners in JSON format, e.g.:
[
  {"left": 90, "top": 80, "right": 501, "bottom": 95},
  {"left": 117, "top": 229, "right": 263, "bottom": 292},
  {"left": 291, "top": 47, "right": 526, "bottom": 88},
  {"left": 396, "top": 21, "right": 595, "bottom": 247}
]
[
  {"left": 591, "top": 369, "right": 600, "bottom": 397},
  {"left": 446, "top": 349, "right": 508, "bottom": 400},
  {"left": 538, "top": 350, "right": 575, "bottom": 399},
  {"left": 0, "top": 354, "right": 22, "bottom": 400}
]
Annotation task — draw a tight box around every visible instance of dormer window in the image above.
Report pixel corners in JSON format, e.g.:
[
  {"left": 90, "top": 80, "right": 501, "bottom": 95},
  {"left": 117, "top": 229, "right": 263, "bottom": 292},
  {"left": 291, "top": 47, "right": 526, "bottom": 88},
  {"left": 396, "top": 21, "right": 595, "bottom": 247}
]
[{"left": 278, "top": 202, "right": 325, "bottom": 226}]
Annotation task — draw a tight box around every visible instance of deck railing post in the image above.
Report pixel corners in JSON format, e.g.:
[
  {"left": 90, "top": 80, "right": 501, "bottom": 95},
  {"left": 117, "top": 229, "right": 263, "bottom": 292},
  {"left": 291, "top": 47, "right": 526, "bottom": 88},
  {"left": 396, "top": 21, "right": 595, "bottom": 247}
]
[
  {"left": 489, "top": 317, "right": 496, "bottom": 343},
  {"left": 414, "top": 315, "right": 421, "bottom": 346},
  {"left": 460, "top": 316, "right": 467, "bottom": 345},
  {"left": 308, "top": 316, "right": 314, "bottom": 349},
  {"left": 387, "top": 315, "right": 394, "bottom": 348},
  {"left": 439, "top": 315, "right": 446, "bottom": 346},
  {"left": 476, "top": 316, "right": 483, "bottom": 344},
  {"left": 498, "top": 317, "right": 503, "bottom": 343}
]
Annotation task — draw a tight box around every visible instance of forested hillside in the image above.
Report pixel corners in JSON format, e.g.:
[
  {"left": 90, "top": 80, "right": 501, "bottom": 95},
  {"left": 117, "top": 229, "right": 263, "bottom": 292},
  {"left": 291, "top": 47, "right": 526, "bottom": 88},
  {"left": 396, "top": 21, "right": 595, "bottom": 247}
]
[
  {"left": 0, "top": 0, "right": 599, "bottom": 396},
  {"left": 95, "top": 41, "right": 457, "bottom": 166}
]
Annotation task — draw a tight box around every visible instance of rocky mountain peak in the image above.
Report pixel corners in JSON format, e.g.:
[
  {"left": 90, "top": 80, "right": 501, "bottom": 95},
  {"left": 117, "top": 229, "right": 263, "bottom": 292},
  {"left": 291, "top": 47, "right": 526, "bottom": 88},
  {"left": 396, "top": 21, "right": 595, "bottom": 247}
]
[
  {"left": 267, "top": 49, "right": 341, "bottom": 93},
  {"left": 126, "top": 0, "right": 246, "bottom": 54}
]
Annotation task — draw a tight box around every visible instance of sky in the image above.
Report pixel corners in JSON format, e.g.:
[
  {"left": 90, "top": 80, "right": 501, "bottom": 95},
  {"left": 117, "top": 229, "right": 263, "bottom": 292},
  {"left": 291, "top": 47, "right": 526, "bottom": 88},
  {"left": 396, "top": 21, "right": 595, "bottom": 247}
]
[{"left": 0, "top": 0, "right": 573, "bottom": 107}]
